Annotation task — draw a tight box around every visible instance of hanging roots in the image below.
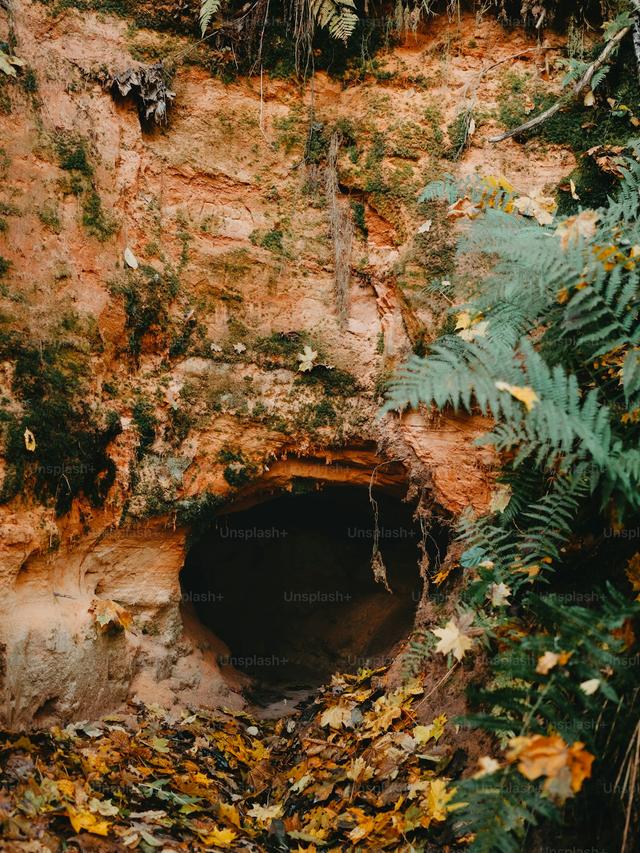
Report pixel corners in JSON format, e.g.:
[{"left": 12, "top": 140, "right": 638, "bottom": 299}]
[
  {"left": 109, "top": 63, "right": 175, "bottom": 128},
  {"left": 325, "top": 131, "right": 353, "bottom": 329}
]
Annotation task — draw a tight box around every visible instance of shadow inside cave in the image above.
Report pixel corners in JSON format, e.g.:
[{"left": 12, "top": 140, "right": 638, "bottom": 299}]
[{"left": 180, "top": 485, "right": 448, "bottom": 698}]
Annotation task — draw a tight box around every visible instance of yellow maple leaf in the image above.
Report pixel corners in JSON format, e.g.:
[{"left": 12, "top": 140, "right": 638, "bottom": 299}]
[
  {"left": 495, "top": 381, "right": 539, "bottom": 411},
  {"left": 455, "top": 311, "right": 472, "bottom": 330},
  {"left": 433, "top": 562, "right": 455, "bottom": 585},
  {"left": 414, "top": 714, "right": 447, "bottom": 745},
  {"left": 247, "top": 802, "right": 284, "bottom": 823},
  {"left": 347, "top": 756, "right": 374, "bottom": 782},
  {"left": 483, "top": 174, "right": 515, "bottom": 194},
  {"left": 201, "top": 827, "right": 238, "bottom": 847},
  {"left": 57, "top": 779, "right": 76, "bottom": 800},
  {"left": 425, "top": 778, "right": 455, "bottom": 822},
  {"left": 218, "top": 802, "right": 241, "bottom": 827},
  {"left": 66, "top": 806, "right": 111, "bottom": 836},
  {"left": 431, "top": 616, "right": 474, "bottom": 662}
]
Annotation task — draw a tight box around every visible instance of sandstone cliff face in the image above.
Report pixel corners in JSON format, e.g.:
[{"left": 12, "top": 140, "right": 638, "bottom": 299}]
[{"left": 0, "top": 0, "right": 573, "bottom": 727}]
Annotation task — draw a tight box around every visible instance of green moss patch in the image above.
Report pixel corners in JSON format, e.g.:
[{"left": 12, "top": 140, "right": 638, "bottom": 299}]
[{"left": 0, "top": 315, "right": 120, "bottom": 514}]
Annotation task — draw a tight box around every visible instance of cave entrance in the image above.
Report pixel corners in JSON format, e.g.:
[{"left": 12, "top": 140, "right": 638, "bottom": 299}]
[{"left": 180, "top": 485, "right": 447, "bottom": 699}]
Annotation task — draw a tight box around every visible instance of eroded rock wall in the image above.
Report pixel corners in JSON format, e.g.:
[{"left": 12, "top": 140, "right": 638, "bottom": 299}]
[{"left": 0, "top": 0, "right": 574, "bottom": 726}]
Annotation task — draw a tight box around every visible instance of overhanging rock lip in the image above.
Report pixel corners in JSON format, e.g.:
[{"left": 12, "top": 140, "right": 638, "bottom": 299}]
[{"left": 219, "top": 446, "right": 411, "bottom": 514}]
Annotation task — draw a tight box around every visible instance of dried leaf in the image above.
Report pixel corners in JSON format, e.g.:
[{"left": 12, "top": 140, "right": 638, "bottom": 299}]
[
  {"left": 488, "top": 582, "right": 511, "bottom": 607},
  {"left": 447, "top": 197, "right": 480, "bottom": 220},
  {"left": 580, "top": 678, "right": 600, "bottom": 695},
  {"left": 91, "top": 599, "right": 133, "bottom": 633},
  {"left": 494, "top": 381, "right": 539, "bottom": 411},
  {"left": 297, "top": 345, "right": 318, "bottom": 372},
  {"left": 200, "top": 827, "right": 238, "bottom": 847},
  {"left": 23, "top": 428, "right": 36, "bottom": 452},
  {"left": 431, "top": 616, "right": 474, "bottom": 661},
  {"left": 556, "top": 210, "right": 600, "bottom": 251},
  {"left": 536, "top": 651, "right": 560, "bottom": 675},
  {"left": 473, "top": 756, "right": 501, "bottom": 778},
  {"left": 413, "top": 714, "right": 447, "bottom": 745},
  {"left": 247, "top": 803, "right": 284, "bottom": 822},
  {"left": 124, "top": 247, "right": 139, "bottom": 269},
  {"left": 507, "top": 735, "right": 594, "bottom": 801},
  {"left": 625, "top": 553, "right": 640, "bottom": 600},
  {"left": 66, "top": 806, "right": 111, "bottom": 836},
  {"left": 319, "top": 704, "right": 353, "bottom": 729},
  {"left": 514, "top": 192, "right": 557, "bottom": 226},
  {"left": 489, "top": 484, "right": 511, "bottom": 513},
  {"left": 110, "top": 62, "right": 175, "bottom": 126}
]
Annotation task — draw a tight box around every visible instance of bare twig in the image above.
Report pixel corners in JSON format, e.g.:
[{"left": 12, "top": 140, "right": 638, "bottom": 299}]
[
  {"left": 449, "top": 45, "right": 558, "bottom": 160},
  {"left": 489, "top": 24, "right": 632, "bottom": 143}
]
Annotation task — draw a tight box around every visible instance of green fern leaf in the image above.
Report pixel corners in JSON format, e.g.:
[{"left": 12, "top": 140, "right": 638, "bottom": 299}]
[{"left": 199, "top": 0, "right": 222, "bottom": 36}]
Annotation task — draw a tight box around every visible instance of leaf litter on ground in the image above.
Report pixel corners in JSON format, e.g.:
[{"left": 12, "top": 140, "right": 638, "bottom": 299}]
[{"left": 0, "top": 666, "right": 466, "bottom": 851}]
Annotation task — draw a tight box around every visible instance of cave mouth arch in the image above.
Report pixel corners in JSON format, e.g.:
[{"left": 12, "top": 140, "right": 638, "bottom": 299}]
[{"left": 180, "top": 484, "right": 449, "bottom": 697}]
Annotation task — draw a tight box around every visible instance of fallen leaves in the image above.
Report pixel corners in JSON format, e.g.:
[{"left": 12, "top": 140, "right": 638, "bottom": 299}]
[
  {"left": 580, "top": 678, "right": 601, "bottom": 696},
  {"left": 319, "top": 703, "right": 354, "bottom": 730},
  {"left": 432, "top": 613, "right": 476, "bottom": 661},
  {"left": 447, "top": 196, "right": 481, "bottom": 220},
  {"left": 66, "top": 806, "right": 111, "bottom": 836},
  {"left": 586, "top": 144, "right": 627, "bottom": 178},
  {"left": 0, "top": 668, "right": 465, "bottom": 850},
  {"left": 507, "top": 735, "right": 594, "bottom": 803},
  {"left": 536, "top": 651, "right": 560, "bottom": 675},
  {"left": 91, "top": 598, "right": 133, "bottom": 633},
  {"left": 247, "top": 802, "right": 284, "bottom": 822},
  {"left": 489, "top": 483, "right": 512, "bottom": 514},
  {"left": 495, "top": 380, "right": 539, "bottom": 411},
  {"left": 513, "top": 191, "right": 557, "bottom": 226},
  {"left": 456, "top": 311, "right": 489, "bottom": 342},
  {"left": 473, "top": 756, "right": 501, "bottom": 778}
]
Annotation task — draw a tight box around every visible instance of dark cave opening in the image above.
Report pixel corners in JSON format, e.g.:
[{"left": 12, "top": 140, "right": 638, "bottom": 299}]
[{"left": 180, "top": 485, "right": 449, "bottom": 693}]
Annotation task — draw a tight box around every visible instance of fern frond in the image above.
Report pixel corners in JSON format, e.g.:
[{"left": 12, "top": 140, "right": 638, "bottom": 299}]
[
  {"left": 199, "top": 0, "right": 222, "bottom": 36},
  {"left": 452, "top": 772, "right": 558, "bottom": 853},
  {"left": 309, "top": 0, "right": 358, "bottom": 42}
]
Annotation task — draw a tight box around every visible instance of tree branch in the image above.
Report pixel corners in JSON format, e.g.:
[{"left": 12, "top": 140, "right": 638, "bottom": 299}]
[{"left": 489, "top": 24, "right": 632, "bottom": 144}]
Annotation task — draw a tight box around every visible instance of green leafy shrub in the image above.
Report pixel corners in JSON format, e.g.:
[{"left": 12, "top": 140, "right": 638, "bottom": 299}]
[{"left": 386, "top": 145, "right": 640, "bottom": 848}]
